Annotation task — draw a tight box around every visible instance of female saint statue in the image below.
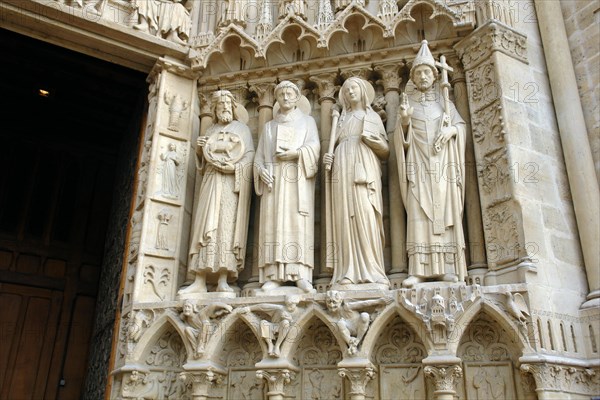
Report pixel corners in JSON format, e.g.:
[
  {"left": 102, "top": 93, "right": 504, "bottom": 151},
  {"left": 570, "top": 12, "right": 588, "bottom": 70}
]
[{"left": 323, "top": 77, "right": 390, "bottom": 288}]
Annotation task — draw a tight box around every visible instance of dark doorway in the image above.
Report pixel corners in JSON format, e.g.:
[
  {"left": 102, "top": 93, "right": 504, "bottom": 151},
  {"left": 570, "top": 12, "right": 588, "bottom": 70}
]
[{"left": 0, "top": 28, "right": 146, "bottom": 399}]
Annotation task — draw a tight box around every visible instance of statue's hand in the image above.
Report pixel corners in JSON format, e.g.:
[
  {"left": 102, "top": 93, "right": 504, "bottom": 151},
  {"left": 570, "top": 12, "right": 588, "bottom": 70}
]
[
  {"left": 237, "top": 306, "right": 251, "bottom": 314},
  {"left": 217, "top": 162, "right": 235, "bottom": 173},
  {"left": 434, "top": 121, "right": 456, "bottom": 153},
  {"left": 398, "top": 93, "right": 413, "bottom": 125},
  {"left": 361, "top": 133, "right": 385, "bottom": 150},
  {"left": 323, "top": 152, "right": 334, "bottom": 169},
  {"left": 197, "top": 136, "right": 208, "bottom": 147},
  {"left": 276, "top": 149, "right": 299, "bottom": 161},
  {"left": 260, "top": 168, "right": 274, "bottom": 187}
]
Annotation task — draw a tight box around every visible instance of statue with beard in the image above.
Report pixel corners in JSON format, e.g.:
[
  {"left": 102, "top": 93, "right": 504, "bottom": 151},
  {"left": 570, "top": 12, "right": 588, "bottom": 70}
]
[
  {"left": 179, "top": 90, "right": 254, "bottom": 297},
  {"left": 395, "top": 40, "right": 467, "bottom": 288}
]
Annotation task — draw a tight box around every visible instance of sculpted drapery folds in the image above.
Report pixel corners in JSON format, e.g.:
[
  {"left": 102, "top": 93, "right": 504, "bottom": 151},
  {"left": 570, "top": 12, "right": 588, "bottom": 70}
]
[
  {"left": 133, "top": 0, "right": 191, "bottom": 44},
  {"left": 181, "top": 90, "right": 254, "bottom": 295},
  {"left": 254, "top": 81, "right": 320, "bottom": 293},
  {"left": 395, "top": 41, "right": 467, "bottom": 288},
  {"left": 323, "top": 77, "right": 390, "bottom": 288}
]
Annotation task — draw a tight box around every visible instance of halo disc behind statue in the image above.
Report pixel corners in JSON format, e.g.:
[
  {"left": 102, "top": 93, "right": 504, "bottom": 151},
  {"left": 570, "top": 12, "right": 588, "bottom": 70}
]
[{"left": 273, "top": 95, "right": 312, "bottom": 116}]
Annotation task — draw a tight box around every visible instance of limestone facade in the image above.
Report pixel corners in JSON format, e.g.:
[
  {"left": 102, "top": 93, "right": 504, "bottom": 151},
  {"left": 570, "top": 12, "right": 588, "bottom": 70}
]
[{"left": 2, "top": 0, "right": 598, "bottom": 399}]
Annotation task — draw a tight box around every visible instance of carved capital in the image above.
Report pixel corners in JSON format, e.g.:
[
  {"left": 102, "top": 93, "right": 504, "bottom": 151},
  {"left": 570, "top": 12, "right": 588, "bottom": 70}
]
[
  {"left": 198, "top": 92, "right": 213, "bottom": 117},
  {"left": 250, "top": 82, "right": 277, "bottom": 109},
  {"left": 256, "top": 369, "right": 295, "bottom": 396},
  {"left": 520, "top": 363, "right": 599, "bottom": 395},
  {"left": 374, "top": 63, "right": 402, "bottom": 93},
  {"left": 151, "top": 57, "right": 196, "bottom": 80},
  {"left": 424, "top": 365, "right": 463, "bottom": 394},
  {"left": 310, "top": 72, "right": 338, "bottom": 102},
  {"left": 338, "top": 367, "right": 376, "bottom": 397},
  {"left": 341, "top": 67, "right": 372, "bottom": 82},
  {"left": 180, "top": 370, "right": 224, "bottom": 398},
  {"left": 455, "top": 21, "right": 527, "bottom": 70}
]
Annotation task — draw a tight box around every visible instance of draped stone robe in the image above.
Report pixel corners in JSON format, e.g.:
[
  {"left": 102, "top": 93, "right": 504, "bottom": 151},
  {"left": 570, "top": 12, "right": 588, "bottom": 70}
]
[
  {"left": 327, "top": 108, "right": 389, "bottom": 285},
  {"left": 189, "top": 120, "right": 254, "bottom": 283},
  {"left": 254, "top": 108, "right": 320, "bottom": 284},
  {"left": 394, "top": 82, "right": 467, "bottom": 280}
]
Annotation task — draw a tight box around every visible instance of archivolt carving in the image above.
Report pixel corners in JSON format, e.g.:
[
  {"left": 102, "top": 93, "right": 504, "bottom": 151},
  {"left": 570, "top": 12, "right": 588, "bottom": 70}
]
[
  {"left": 295, "top": 319, "right": 344, "bottom": 366},
  {"left": 458, "top": 313, "right": 516, "bottom": 362},
  {"left": 145, "top": 329, "right": 187, "bottom": 367},
  {"left": 219, "top": 321, "right": 262, "bottom": 367},
  {"left": 374, "top": 316, "right": 427, "bottom": 364}
]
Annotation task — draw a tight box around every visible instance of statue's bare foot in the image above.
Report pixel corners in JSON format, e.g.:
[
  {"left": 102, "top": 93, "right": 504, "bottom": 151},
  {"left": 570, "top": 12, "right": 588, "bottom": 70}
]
[
  {"left": 179, "top": 279, "right": 207, "bottom": 294},
  {"left": 296, "top": 279, "right": 315, "bottom": 293},
  {"left": 261, "top": 280, "right": 281, "bottom": 291},
  {"left": 273, "top": 347, "right": 281, "bottom": 357},
  {"left": 338, "top": 278, "right": 352, "bottom": 285},
  {"left": 442, "top": 273, "right": 459, "bottom": 283},
  {"left": 166, "top": 31, "right": 186, "bottom": 45},
  {"left": 402, "top": 275, "right": 423, "bottom": 288},
  {"left": 133, "top": 21, "right": 149, "bottom": 32},
  {"left": 216, "top": 282, "right": 234, "bottom": 292}
]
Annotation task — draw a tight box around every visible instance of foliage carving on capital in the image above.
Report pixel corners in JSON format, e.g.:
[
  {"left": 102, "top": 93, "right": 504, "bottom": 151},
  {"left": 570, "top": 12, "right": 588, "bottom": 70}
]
[
  {"left": 374, "top": 64, "right": 402, "bottom": 92},
  {"left": 256, "top": 369, "right": 295, "bottom": 395},
  {"left": 424, "top": 364, "right": 463, "bottom": 393},
  {"left": 310, "top": 73, "right": 339, "bottom": 102},
  {"left": 456, "top": 22, "right": 527, "bottom": 70},
  {"left": 338, "top": 367, "right": 376, "bottom": 397},
  {"left": 250, "top": 82, "right": 277, "bottom": 108},
  {"left": 179, "top": 369, "right": 224, "bottom": 397},
  {"left": 520, "top": 364, "right": 599, "bottom": 395}
]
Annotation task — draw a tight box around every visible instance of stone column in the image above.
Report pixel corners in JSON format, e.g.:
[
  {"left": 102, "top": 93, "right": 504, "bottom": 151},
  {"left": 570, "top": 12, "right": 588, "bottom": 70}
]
[
  {"left": 338, "top": 367, "right": 376, "bottom": 400},
  {"left": 129, "top": 58, "right": 198, "bottom": 303},
  {"left": 310, "top": 71, "right": 338, "bottom": 290},
  {"left": 243, "top": 81, "right": 276, "bottom": 294},
  {"left": 197, "top": 91, "right": 213, "bottom": 137},
  {"left": 180, "top": 370, "right": 224, "bottom": 400},
  {"left": 374, "top": 62, "right": 407, "bottom": 288},
  {"left": 455, "top": 22, "right": 541, "bottom": 284},
  {"left": 448, "top": 55, "right": 487, "bottom": 285},
  {"left": 534, "top": 0, "right": 600, "bottom": 308},
  {"left": 424, "top": 365, "right": 463, "bottom": 400},
  {"left": 256, "top": 369, "right": 296, "bottom": 400}
]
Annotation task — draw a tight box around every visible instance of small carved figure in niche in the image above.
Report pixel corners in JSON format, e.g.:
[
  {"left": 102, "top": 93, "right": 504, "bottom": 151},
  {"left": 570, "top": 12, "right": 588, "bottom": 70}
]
[
  {"left": 254, "top": 81, "right": 320, "bottom": 293},
  {"left": 133, "top": 0, "right": 191, "bottom": 44},
  {"left": 279, "top": 0, "right": 307, "bottom": 19},
  {"left": 155, "top": 209, "right": 172, "bottom": 250},
  {"left": 473, "top": 367, "right": 506, "bottom": 399},
  {"left": 323, "top": 77, "right": 390, "bottom": 288},
  {"left": 239, "top": 295, "right": 301, "bottom": 357},
  {"left": 180, "top": 300, "right": 233, "bottom": 358},
  {"left": 180, "top": 90, "right": 254, "bottom": 296},
  {"left": 219, "top": 0, "right": 247, "bottom": 27},
  {"left": 395, "top": 40, "right": 467, "bottom": 288},
  {"left": 160, "top": 143, "right": 182, "bottom": 198},
  {"left": 165, "top": 92, "right": 189, "bottom": 131},
  {"left": 325, "top": 290, "right": 392, "bottom": 355}
]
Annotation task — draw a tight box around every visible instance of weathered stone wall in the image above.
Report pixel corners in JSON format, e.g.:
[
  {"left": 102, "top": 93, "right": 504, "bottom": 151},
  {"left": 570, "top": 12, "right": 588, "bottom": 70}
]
[
  {"left": 561, "top": 0, "right": 600, "bottom": 185},
  {"left": 82, "top": 101, "right": 144, "bottom": 400}
]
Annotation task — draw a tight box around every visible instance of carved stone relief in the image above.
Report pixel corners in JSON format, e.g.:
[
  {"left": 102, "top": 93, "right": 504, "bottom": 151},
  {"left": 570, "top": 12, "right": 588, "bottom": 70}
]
[{"left": 464, "top": 362, "right": 516, "bottom": 400}]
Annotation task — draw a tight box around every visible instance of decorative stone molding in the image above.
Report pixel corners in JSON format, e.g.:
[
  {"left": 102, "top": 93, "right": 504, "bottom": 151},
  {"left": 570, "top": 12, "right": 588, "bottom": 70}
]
[
  {"left": 256, "top": 369, "right": 296, "bottom": 398},
  {"left": 520, "top": 364, "right": 600, "bottom": 395},
  {"left": 455, "top": 21, "right": 528, "bottom": 70},
  {"left": 399, "top": 285, "right": 482, "bottom": 346},
  {"left": 338, "top": 366, "right": 376, "bottom": 400},
  {"left": 424, "top": 365, "right": 463, "bottom": 394},
  {"left": 152, "top": 57, "right": 196, "bottom": 80}
]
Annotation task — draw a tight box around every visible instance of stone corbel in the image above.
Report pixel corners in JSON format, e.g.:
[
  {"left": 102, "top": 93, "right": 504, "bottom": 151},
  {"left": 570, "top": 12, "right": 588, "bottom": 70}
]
[
  {"left": 180, "top": 369, "right": 224, "bottom": 400},
  {"left": 423, "top": 364, "right": 463, "bottom": 400},
  {"left": 338, "top": 366, "right": 376, "bottom": 400},
  {"left": 256, "top": 369, "right": 296, "bottom": 400}
]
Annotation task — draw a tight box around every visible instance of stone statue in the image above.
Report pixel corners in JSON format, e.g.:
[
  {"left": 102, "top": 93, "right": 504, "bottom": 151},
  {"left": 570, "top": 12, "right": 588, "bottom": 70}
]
[
  {"left": 395, "top": 40, "right": 467, "bottom": 288},
  {"left": 180, "top": 300, "right": 233, "bottom": 358},
  {"left": 254, "top": 81, "right": 320, "bottom": 293},
  {"left": 279, "top": 0, "right": 307, "bottom": 19},
  {"left": 239, "top": 295, "right": 300, "bottom": 357},
  {"left": 219, "top": 0, "right": 247, "bottom": 27},
  {"left": 325, "top": 290, "right": 392, "bottom": 355},
  {"left": 160, "top": 143, "right": 182, "bottom": 198},
  {"left": 180, "top": 90, "right": 254, "bottom": 296},
  {"left": 133, "top": 0, "right": 191, "bottom": 44},
  {"left": 323, "top": 77, "right": 390, "bottom": 288}
]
